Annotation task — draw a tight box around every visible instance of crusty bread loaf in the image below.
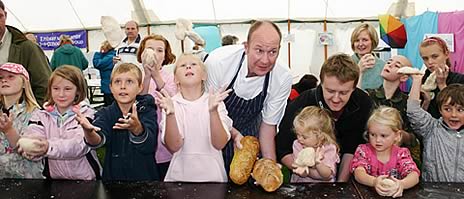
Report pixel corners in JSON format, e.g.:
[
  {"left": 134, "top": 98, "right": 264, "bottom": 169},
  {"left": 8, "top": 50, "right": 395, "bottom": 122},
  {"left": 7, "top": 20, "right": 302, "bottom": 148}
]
[
  {"left": 252, "top": 158, "right": 283, "bottom": 192},
  {"left": 229, "top": 136, "right": 260, "bottom": 185}
]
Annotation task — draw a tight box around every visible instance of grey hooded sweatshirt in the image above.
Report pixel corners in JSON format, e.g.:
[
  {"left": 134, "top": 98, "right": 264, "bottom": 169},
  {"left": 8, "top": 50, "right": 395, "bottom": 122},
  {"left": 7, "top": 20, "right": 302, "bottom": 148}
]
[{"left": 407, "top": 100, "right": 464, "bottom": 182}]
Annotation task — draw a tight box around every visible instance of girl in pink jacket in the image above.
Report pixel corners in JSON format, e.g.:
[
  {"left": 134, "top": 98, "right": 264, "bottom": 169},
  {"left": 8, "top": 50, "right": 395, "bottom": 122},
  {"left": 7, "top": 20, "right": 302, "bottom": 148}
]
[{"left": 20, "top": 65, "right": 101, "bottom": 180}]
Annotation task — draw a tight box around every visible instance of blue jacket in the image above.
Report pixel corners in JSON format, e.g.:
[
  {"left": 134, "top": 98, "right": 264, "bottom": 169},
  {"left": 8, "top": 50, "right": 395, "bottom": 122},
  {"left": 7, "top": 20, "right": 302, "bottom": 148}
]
[
  {"left": 90, "top": 95, "right": 159, "bottom": 181},
  {"left": 93, "top": 50, "right": 116, "bottom": 94}
]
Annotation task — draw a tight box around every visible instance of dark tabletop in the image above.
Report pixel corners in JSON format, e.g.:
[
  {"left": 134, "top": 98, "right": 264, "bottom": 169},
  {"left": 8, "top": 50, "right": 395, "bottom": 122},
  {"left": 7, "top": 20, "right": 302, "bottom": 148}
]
[
  {"left": 0, "top": 179, "right": 463, "bottom": 199},
  {"left": 353, "top": 181, "right": 464, "bottom": 199},
  {"left": 0, "top": 179, "right": 358, "bottom": 199}
]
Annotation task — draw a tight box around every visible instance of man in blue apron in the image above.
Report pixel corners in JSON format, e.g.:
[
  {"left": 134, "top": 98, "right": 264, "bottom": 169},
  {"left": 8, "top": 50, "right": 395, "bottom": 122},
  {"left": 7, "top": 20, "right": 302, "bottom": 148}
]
[{"left": 205, "top": 20, "right": 292, "bottom": 172}]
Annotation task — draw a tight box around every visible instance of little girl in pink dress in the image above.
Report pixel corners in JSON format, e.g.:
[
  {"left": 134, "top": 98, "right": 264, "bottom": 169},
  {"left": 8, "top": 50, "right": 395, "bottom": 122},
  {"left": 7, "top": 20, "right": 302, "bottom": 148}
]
[
  {"left": 351, "top": 107, "right": 420, "bottom": 198},
  {"left": 156, "top": 53, "right": 232, "bottom": 182}
]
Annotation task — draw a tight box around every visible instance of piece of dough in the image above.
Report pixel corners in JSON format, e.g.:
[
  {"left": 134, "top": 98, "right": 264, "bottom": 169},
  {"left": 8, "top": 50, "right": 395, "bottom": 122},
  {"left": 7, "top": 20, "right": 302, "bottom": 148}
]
[
  {"left": 101, "top": 16, "right": 125, "bottom": 48},
  {"left": 252, "top": 158, "right": 283, "bottom": 192},
  {"left": 229, "top": 136, "right": 260, "bottom": 185},
  {"left": 175, "top": 18, "right": 193, "bottom": 40},
  {"left": 17, "top": 137, "right": 39, "bottom": 153},
  {"left": 141, "top": 48, "right": 157, "bottom": 66},
  {"left": 380, "top": 178, "right": 396, "bottom": 188},
  {"left": 294, "top": 147, "right": 316, "bottom": 167},
  {"left": 185, "top": 31, "right": 205, "bottom": 46},
  {"left": 378, "top": 178, "right": 398, "bottom": 197},
  {"left": 397, "top": 67, "right": 424, "bottom": 75}
]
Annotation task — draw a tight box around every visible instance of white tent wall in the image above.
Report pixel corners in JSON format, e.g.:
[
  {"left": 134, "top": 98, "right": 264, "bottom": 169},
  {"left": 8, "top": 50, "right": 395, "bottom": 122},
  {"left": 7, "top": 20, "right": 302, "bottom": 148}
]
[{"left": 6, "top": 0, "right": 464, "bottom": 81}]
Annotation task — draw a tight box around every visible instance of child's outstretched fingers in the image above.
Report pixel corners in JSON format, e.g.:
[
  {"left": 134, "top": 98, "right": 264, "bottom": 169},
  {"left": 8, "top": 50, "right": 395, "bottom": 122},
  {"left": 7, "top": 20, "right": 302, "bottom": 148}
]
[
  {"left": 0, "top": 113, "right": 13, "bottom": 132},
  {"left": 156, "top": 89, "right": 174, "bottom": 114},
  {"left": 208, "top": 86, "right": 231, "bottom": 112},
  {"left": 75, "top": 111, "right": 97, "bottom": 132}
]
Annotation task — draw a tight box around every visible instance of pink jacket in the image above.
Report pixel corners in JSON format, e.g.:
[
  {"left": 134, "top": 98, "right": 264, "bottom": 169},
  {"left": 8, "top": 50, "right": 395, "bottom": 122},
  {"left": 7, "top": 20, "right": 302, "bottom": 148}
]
[{"left": 24, "top": 103, "right": 100, "bottom": 180}]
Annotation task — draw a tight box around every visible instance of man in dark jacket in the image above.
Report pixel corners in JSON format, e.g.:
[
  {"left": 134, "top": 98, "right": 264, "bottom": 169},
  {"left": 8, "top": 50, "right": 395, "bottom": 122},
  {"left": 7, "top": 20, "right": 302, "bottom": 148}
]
[
  {"left": 0, "top": 0, "right": 51, "bottom": 104},
  {"left": 276, "top": 53, "right": 373, "bottom": 182}
]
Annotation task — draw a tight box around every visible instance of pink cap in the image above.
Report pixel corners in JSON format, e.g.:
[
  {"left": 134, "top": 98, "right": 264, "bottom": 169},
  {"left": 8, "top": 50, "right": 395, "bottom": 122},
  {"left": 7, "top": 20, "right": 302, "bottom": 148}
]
[{"left": 0, "top": 63, "right": 30, "bottom": 81}]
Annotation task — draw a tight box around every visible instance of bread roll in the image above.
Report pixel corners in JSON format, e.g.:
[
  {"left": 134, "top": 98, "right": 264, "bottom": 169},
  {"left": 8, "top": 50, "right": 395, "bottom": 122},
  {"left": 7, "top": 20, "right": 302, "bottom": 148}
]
[
  {"left": 252, "top": 158, "right": 283, "bottom": 192},
  {"left": 229, "top": 136, "right": 260, "bottom": 185}
]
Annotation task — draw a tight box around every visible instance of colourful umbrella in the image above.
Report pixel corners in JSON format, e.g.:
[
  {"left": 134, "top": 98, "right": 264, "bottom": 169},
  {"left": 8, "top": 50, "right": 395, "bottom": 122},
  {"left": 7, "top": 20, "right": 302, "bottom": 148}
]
[{"left": 378, "top": 14, "right": 407, "bottom": 48}]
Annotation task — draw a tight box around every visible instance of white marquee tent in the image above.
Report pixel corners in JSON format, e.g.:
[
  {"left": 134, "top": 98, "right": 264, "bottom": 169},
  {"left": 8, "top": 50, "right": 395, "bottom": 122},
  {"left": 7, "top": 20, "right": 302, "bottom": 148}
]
[{"left": 4, "top": 0, "right": 464, "bottom": 81}]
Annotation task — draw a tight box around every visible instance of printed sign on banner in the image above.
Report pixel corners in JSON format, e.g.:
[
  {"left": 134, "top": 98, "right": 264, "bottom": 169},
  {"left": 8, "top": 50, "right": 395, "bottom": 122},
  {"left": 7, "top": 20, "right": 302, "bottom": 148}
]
[{"left": 35, "top": 30, "right": 87, "bottom": 51}]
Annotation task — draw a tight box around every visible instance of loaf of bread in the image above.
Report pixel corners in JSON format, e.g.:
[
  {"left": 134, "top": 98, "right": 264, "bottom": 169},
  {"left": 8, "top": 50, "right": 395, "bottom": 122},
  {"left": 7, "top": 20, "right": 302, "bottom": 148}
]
[
  {"left": 229, "top": 136, "right": 260, "bottom": 185},
  {"left": 252, "top": 158, "right": 283, "bottom": 192}
]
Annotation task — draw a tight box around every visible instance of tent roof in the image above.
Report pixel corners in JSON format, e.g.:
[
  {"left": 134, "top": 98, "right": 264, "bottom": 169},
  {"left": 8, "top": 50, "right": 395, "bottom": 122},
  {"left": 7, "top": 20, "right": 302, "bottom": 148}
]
[{"left": 4, "top": 0, "right": 464, "bottom": 32}]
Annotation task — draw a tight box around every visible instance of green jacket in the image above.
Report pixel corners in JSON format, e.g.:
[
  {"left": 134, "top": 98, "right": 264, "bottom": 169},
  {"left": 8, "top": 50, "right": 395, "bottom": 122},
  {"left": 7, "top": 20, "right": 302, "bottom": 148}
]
[
  {"left": 7, "top": 25, "right": 51, "bottom": 105},
  {"left": 51, "top": 44, "right": 88, "bottom": 71}
]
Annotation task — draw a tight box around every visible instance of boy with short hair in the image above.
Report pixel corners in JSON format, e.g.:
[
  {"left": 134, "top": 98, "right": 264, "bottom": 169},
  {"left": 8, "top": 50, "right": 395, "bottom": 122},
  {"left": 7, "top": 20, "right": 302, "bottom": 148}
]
[
  {"left": 408, "top": 73, "right": 464, "bottom": 182},
  {"left": 77, "top": 63, "right": 159, "bottom": 181}
]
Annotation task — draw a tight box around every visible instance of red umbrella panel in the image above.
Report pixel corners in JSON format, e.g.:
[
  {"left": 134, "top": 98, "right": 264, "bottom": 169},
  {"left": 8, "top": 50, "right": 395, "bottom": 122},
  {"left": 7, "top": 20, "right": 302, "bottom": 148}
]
[{"left": 379, "top": 15, "right": 407, "bottom": 48}]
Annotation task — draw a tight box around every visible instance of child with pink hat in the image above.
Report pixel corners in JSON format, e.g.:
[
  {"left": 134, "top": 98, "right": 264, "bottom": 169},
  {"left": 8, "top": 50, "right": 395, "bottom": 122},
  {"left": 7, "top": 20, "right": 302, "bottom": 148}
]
[{"left": 0, "top": 62, "right": 44, "bottom": 179}]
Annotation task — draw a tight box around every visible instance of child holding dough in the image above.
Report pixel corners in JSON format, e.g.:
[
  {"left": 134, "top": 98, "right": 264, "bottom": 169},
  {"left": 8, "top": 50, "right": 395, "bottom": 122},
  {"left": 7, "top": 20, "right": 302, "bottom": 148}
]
[
  {"left": 291, "top": 106, "right": 340, "bottom": 183},
  {"left": 351, "top": 106, "right": 419, "bottom": 198},
  {"left": 138, "top": 34, "right": 177, "bottom": 180},
  {"left": 156, "top": 53, "right": 232, "bottom": 182},
  {"left": 22, "top": 65, "right": 100, "bottom": 180},
  {"left": 0, "top": 63, "right": 43, "bottom": 179}
]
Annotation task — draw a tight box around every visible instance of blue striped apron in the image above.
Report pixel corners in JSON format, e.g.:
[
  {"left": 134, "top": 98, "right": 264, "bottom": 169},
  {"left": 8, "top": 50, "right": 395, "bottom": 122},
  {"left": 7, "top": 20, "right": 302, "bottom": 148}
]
[{"left": 223, "top": 52, "right": 270, "bottom": 173}]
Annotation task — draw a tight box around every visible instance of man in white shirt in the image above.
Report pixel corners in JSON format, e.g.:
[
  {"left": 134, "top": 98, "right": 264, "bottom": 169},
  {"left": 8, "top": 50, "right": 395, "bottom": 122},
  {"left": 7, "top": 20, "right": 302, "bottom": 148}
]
[
  {"left": 206, "top": 20, "right": 292, "bottom": 172},
  {"left": 113, "top": 20, "right": 142, "bottom": 69}
]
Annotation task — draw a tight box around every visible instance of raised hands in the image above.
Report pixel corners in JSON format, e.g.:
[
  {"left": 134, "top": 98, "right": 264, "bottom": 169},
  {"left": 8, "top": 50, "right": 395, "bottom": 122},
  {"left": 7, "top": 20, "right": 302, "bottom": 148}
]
[
  {"left": 208, "top": 86, "right": 232, "bottom": 112},
  {"left": 113, "top": 102, "right": 143, "bottom": 135},
  {"left": 0, "top": 111, "right": 14, "bottom": 133},
  {"left": 75, "top": 110, "right": 101, "bottom": 134},
  {"left": 155, "top": 89, "right": 175, "bottom": 115},
  {"left": 141, "top": 48, "right": 159, "bottom": 77},
  {"left": 435, "top": 63, "right": 449, "bottom": 89},
  {"left": 358, "top": 54, "right": 376, "bottom": 73}
]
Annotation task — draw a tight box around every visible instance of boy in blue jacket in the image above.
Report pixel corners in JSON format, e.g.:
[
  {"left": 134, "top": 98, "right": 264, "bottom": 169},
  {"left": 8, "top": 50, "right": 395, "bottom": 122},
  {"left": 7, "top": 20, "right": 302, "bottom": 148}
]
[{"left": 77, "top": 63, "right": 159, "bottom": 181}]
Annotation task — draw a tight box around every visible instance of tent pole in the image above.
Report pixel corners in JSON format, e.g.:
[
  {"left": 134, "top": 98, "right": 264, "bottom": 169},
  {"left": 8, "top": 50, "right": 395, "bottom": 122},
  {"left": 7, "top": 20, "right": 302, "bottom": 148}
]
[
  {"left": 181, "top": 40, "right": 185, "bottom": 53},
  {"left": 85, "top": 30, "right": 89, "bottom": 53},
  {"left": 287, "top": 19, "right": 291, "bottom": 68},
  {"left": 323, "top": 19, "right": 328, "bottom": 61}
]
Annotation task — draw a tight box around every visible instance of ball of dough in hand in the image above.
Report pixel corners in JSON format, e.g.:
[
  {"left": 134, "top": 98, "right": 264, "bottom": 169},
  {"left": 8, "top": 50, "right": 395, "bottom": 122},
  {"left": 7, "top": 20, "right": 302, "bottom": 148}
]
[
  {"left": 17, "top": 137, "right": 40, "bottom": 153},
  {"left": 294, "top": 147, "right": 316, "bottom": 167}
]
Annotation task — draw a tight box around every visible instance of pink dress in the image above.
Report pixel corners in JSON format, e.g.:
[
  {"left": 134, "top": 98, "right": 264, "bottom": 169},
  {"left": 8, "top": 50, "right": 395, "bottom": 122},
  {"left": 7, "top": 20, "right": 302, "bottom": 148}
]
[
  {"left": 291, "top": 141, "right": 340, "bottom": 183},
  {"left": 350, "top": 144, "right": 420, "bottom": 179},
  {"left": 162, "top": 93, "right": 232, "bottom": 182},
  {"left": 147, "top": 69, "right": 177, "bottom": 164}
]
